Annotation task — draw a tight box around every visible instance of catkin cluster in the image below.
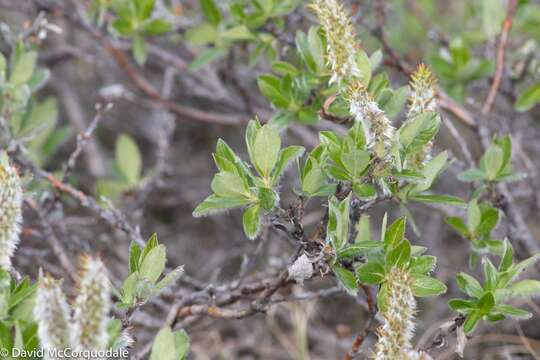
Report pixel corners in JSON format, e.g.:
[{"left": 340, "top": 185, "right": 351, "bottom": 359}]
[
  {"left": 0, "top": 152, "right": 23, "bottom": 271},
  {"left": 373, "top": 267, "right": 431, "bottom": 360},
  {"left": 34, "top": 256, "right": 112, "bottom": 359}
]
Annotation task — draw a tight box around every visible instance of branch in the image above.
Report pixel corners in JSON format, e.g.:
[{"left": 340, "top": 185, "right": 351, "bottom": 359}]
[{"left": 482, "top": 0, "right": 518, "bottom": 115}]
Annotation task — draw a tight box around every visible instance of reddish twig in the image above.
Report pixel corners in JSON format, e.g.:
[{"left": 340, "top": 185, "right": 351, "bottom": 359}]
[
  {"left": 102, "top": 40, "right": 244, "bottom": 126},
  {"left": 482, "top": 0, "right": 518, "bottom": 115},
  {"left": 344, "top": 284, "right": 378, "bottom": 360}
]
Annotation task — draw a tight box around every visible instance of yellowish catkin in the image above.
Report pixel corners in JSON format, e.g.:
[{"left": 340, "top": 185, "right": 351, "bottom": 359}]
[
  {"left": 347, "top": 80, "right": 395, "bottom": 159},
  {"left": 373, "top": 267, "right": 432, "bottom": 360},
  {"left": 405, "top": 64, "right": 438, "bottom": 169},
  {"left": 71, "top": 256, "right": 111, "bottom": 354},
  {"left": 310, "top": 0, "right": 361, "bottom": 85},
  {"left": 0, "top": 151, "right": 23, "bottom": 270},
  {"left": 34, "top": 271, "right": 72, "bottom": 360}
]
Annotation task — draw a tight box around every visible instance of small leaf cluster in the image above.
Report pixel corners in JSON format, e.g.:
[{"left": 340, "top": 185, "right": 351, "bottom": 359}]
[
  {"left": 448, "top": 135, "right": 523, "bottom": 262},
  {"left": 446, "top": 199, "right": 502, "bottom": 264},
  {"left": 1, "top": 42, "right": 66, "bottom": 167},
  {"left": 325, "top": 195, "right": 447, "bottom": 308},
  {"left": 97, "top": 133, "right": 144, "bottom": 198},
  {"left": 110, "top": 0, "right": 172, "bottom": 64},
  {"left": 186, "top": 0, "right": 300, "bottom": 71},
  {"left": 449, "top": 240, "right": 540, "bottom": 333},
  {"left": 193, "top": 119, "right": 304, "bottom": 239},
  {"left": 117, "top": 234, "right": 183, "bottom": 309},
  {"left": 430, "top": 38, "right": 494, "bottom": 101},
  {"left": 459, "top": 135, "right": 522, "bottom": 184},
  {"left": 258, "top": 28, "right": 408, "bottom": 128},
  {"left": 0, "top": 270, "right": 38, "bottom": 354}
]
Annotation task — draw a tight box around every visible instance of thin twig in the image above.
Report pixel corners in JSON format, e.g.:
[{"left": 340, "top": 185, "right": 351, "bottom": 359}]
[{"left": 482, "top": 0, "right": 518, "bottom": 115}]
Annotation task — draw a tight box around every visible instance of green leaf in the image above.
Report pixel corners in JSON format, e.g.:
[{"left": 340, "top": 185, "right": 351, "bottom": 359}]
[
  {"left": 399, "top": 112, "right": 440, "bottom": 152},
  {"left": 494, "top": 304, "right": 532, "bottom": 319},
  {"left": 341, "top": 150, "right": 370, "bottom": 178},
  {"left": 497, "top": 253, "right": 540, "bottom": 288},
  {"left": 307, "top": 27, "right": 325, "bottom": 72},
  {"left": 394, "top": 169, "right": 425, "bottom": 183},
  {"left": 252, "top": 124, "right": 281, "bottom": 178},
  {"left": 515, "top": 82, "right": 540, "bottom": 112},
  {"left": 143, "top": 18, "right": 172, "bottom": 35},
  {"left": 242, "top": 204, "right": 261, "bottom": 240},
  {"left": 140, "top": 245, "right": 167, "bottom": 283},
  {"left": 476, "top": 206, "right": 499, "bottom": 236},
  {"left": 499, "top": 239, "right": 514, "bottom": 272},
  {"left": 11, "top": 51, "right": 37, "bottom": 85},
  {"left": 352, "top": 183, "right": 377, "bottom": 201},
  {"left": 174, "top": 329, "right": 190, "bottom": 359},
  {"left": 356, "top": 262, "right": 385, "bottom": 285},
  {"left": 467, "top": 199, "right": 481, "bottom": 234},
  {"left": 193, "top": 194, "right": 253, "bottom": 217},
  {"left": 483, "top": 145, "right": 503, "bottom": 180},
  {"left": 409, "top": 255, "right": 436, "bottom": 275},
  {"left": 337, "top": 241, "right": 382, "bottom": 258},
  {"left": 129, "top": 241, "right": 142, "bottom": 274},
  {"left": 185, "top": 23, "right": 218, "bottom": 45},
  {"left": 377, "top": 283, "right": 389, "bottom": 312},
  {"left": 152, "top": 266, "right": 183, "bottom": 295},
  {"left": 327, "top": 195, "right": 351, "bottom": 251},
  {"left": 220, "top": 25, "right": 255, "bottom": 41},
  {"left": 478, "top": 292, "right": 495, "bottom": 314},
  {"left": 411, "top": 194, "right": 465, "bottom": 207},
  {"left": 458, "top": 168, "right": 487, "bottom": 182},
  {"left": 295, "top": 31, "right": 317, "bottom": 72},
  {"left": 271, "top": 145, "right": 304, "bottom": 185},
  {"left": 141, "top": 233, "right": 159, "bottom": 264},
  {"left": 448, "top": 298, "right": 476, "bottom": 312},
  {"left": 412, "top": 276, "right": 447, "bottom": 297},
  {"left": 257, "top": 187, "right": 276, "bottom": 210},
  {"left": 387, "top": 240, "right": 411, "bottom": 269},
  {"left": 354, "top": 215, "right": 371, "bottom": 243},
  {"left": 200, "top": 0, "right": 221, "bottom": 25},
  {"left": 333, "top": 266, "right": 358, "bottom": 296},
  {"left": 150, "top": 326, "right": 186, "bottom": 360},
  {"left": 136, "top": 0, "right": 155, "bottom": 20},
  {"left": 188, "top": 48, "right": 226, "bottom": 71},
  {"left": 116, "top": 134, "right": 142, "bottom": 185},
  {"left": 257, "top": 74, "right": 290, "bottom": 108},
  {"left": 133, "top": 34, "right": 147, "bottom": 65},
  {"left": 463, "top": 310, "right": 481, "bottom": 333},
  {"left": 112, "top": 18, "right": 134, "bottom": 35},
  {"left": 456, "top": 272, "right": 483, "bottom": 298},
  {"left": 211, "top": 172, "right": 249, "bottom": 198},
  {"left": 384, "top": 216, "right": 406, "bottom": 248},
  {"left": 411, "top": 151, "right": 448, "bottom": 193},
  {"left": 445, "top": 217, "right": 469, "bottom": 237},
  {"left": 271, "top": 61, "right": 299, "bottom": 76},
  {"left": 508, "top": 280, "right": 540, "bottom": 298},
  {"left": 382, "top": 85, "right": 409, "bottom": 119}
]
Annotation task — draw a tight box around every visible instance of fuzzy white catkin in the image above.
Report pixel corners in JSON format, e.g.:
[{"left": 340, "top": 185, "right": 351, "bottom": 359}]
[
  {"left": 373, "top": 267, "right": 432, "bottom": 360},
  {"left": 405, "top": 64, "right": 438, "bottom": 169},
  {"left": 34, "top": 271, "right": 72, "bottom": 360},
  {"left": 71, "top": 256, "right": 111, "bottom": 355},
  {"left": 347, "top": 81, "right": 395, "bottom": 158},
  {"left": 0, "top": 151, "right": 23, "bottom": 271},
  {"left": 310, "top": 0, "right": 361, "bottom": 85}
]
